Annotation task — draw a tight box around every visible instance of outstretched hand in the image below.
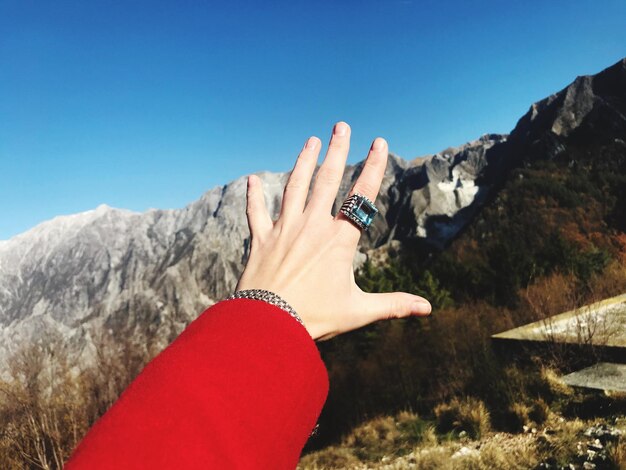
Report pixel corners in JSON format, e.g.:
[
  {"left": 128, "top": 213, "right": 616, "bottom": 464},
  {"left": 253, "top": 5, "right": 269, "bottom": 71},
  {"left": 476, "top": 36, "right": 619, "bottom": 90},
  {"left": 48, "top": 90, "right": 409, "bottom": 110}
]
[{"left": 236, "top": 122, "right": 431, "bottom": 340}]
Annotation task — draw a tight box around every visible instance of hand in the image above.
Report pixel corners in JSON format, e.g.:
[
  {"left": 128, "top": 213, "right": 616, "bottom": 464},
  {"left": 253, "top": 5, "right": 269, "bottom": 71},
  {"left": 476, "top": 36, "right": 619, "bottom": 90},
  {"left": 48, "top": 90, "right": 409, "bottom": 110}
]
[{"left": 236, "top": 122, "right": 431, "bottom": 340}]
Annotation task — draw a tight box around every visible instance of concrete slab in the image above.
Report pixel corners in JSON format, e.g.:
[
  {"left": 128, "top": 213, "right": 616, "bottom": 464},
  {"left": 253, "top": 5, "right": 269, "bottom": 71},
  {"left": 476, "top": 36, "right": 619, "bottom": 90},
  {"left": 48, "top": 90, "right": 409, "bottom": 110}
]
[
  {"left": 492, "top": 294, "right": 626, "bottom": 348},
  {"left": 561, "top": 362, "right": 626, "bottom": 392}
]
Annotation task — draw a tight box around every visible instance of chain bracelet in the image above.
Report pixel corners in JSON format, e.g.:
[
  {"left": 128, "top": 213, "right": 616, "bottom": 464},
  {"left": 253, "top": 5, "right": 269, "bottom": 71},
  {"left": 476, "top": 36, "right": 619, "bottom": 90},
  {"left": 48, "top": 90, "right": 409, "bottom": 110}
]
[{"left": 226, "top": 289, "right": 304, "bottom": 326}]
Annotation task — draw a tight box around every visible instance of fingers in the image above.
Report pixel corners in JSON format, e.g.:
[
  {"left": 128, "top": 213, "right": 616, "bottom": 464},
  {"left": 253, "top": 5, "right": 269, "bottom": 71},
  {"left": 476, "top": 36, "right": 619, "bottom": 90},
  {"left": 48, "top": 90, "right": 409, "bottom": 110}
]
[
  {"left": 246, "top": 175, "right": 273, "bottom": 243},
  {"left": 349, "top": 137, "right": 388, "bottom": 202},
  {"left": 358, "top": 291, "right": 432, "bottom": 325},
  {"left": 307, "top": 122, "right": 351, "bottom": 214},
  {"left": 280, "top": 136, "right": 321, "bottom": 220}
]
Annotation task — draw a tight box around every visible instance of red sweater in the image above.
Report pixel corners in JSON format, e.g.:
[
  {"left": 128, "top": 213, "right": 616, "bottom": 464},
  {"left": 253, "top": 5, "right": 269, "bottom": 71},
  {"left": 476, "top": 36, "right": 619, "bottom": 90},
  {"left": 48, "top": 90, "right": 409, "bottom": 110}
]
[{"left": 66, "top": 299, "right": 329, "bottom": 469}]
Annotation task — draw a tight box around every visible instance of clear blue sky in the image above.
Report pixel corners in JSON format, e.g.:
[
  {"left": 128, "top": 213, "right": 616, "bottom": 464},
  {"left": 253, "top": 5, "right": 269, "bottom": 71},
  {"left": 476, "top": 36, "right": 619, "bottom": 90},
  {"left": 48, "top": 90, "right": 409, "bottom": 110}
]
[{"left": 1, "top": 0, "right": 625, "bottom": 240}]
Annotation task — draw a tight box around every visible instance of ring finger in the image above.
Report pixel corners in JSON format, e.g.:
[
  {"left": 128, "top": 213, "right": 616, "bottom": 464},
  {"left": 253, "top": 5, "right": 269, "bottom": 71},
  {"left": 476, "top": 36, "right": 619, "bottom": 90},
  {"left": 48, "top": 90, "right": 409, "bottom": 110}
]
[{"left": 336, "top": 137, "right": 388, "bottom": 240}]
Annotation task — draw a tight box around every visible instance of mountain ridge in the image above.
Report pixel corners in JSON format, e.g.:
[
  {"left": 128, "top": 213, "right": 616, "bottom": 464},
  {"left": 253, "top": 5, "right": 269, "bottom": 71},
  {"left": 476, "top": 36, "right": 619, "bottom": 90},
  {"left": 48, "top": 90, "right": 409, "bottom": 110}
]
[
  {"left": 0, "top": 134, "right": 507, "bottom": 366},
  {"left": 1, "top": 56, "right": 625, "bottom": 368}
]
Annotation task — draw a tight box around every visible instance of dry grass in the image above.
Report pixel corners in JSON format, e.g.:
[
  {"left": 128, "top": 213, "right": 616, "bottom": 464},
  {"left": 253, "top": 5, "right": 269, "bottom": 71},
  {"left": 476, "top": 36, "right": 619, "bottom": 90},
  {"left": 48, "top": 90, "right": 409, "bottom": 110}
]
[
  {"left": 536, "top": 417, "right": 586, "bottom": 467},
  {"left": 476, "top": 434, "right": 538, "bottom": 469},
  {"left": 540, "top": 366, "right": 575, "bottom": 398},
  {"left": 299, "top": 411, "right": 427, "bottom": 469},
  {"left": 300, "top": 429, "right": 539, "bottom": 469},
  {"left": 297, "top": 446, "right": 361, "bottom": 469},
  {"left": 507, "top": 402, "right": 532, "bottom": 432},
  {"left": 606, "top": 437, "right": 626, "bottom": 470},
  {"left": 434, "top": 397, "right": 491, "bottom": 439},
  {"left": 300, "top": 402, "right": 626, "bottom": 469},
  {"left": 529, "top": 399, "right": 550, "bottom": 425},
  {"left": 301, "top": 405, "right": 552, "bottom": 469},
  {"left": 344, "top": 415, "right": 403, "bottom": 460},
  {"left": 306, "top": 411, "right": 426, "bottom": 466}
]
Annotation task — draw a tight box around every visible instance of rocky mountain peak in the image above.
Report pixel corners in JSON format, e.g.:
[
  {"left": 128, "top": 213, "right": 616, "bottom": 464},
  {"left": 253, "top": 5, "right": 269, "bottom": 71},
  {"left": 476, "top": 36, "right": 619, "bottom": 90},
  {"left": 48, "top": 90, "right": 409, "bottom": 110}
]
[
  {"left": 513, "top": 57, "right": 626, "bottom": 146},
  {"left": 0, "top": 132, "right": 506, "bottom": 367},
  {"left": 1, "top": 57, "right": 624, "bottom": 371}
]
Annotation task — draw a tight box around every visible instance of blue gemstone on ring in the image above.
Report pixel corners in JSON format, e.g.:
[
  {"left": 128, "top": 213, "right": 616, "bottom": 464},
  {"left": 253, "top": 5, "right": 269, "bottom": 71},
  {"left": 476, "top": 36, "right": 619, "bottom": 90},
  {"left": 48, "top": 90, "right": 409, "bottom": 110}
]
[
  {"left": 354, "top": 198, "right": 377, "bottom": 227},
  {"left": 340, "top": 193, "right": 379, "bottom": 230}
]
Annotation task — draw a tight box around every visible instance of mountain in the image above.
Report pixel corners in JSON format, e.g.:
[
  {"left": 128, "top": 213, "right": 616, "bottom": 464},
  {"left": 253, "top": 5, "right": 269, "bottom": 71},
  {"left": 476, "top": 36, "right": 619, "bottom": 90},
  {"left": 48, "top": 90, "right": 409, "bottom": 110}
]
[
  {"left": 1, "top": 56, "right": 625, "bottom": 368},
  {"left": 0, "top": 135, "right": 506, "bottom": 367},
  {"left": 423, "top": 57, "right": 626, "bottom": 306}
]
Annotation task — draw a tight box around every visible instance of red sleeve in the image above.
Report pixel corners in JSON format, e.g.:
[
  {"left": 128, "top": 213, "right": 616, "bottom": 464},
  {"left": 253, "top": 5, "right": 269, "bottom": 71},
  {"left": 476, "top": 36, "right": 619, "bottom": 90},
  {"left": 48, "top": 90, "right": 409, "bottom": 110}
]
[{"left": 66, "top": 298, "right": 329, "bottom": 469}]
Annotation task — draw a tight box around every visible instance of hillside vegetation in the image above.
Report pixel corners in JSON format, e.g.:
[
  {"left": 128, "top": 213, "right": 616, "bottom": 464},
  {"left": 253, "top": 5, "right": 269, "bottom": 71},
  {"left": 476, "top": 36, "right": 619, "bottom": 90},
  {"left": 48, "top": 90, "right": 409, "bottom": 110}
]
[{"left": 299, "top": 60, "right": 626, "bottom": 468}]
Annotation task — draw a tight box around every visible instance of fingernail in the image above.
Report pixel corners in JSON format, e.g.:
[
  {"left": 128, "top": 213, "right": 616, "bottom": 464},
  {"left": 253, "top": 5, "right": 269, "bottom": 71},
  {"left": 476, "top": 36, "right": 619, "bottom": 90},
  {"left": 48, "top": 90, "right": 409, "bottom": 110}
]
[
  {"left": 372, "top": 137, "right": 386, "bottom": 151},
  {"left": 334, "top": 122, "right": 348, "bottom": 136},
  {"left": 305, "top": 136, "right": 318, "bottom": 149},
  {"left": 411, "top": 300, "right": 432, "bottom": 315}
]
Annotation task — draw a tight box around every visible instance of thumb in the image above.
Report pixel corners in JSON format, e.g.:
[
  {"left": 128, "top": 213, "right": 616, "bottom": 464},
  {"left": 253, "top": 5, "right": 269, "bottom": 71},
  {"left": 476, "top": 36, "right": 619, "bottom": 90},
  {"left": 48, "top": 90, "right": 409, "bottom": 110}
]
[{"left": 359, "top": 291, "right": 432, "bottom": 323}]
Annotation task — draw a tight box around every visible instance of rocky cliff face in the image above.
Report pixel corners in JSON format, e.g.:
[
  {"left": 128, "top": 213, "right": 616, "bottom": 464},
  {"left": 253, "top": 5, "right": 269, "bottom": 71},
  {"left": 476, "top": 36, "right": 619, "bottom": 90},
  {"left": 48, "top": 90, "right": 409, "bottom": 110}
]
[
  {"left": 494, "top": 57, "right": 626, "bottom": 231},
  {"left": 488, "top": 57, "right": 626, "bottom": 177},
  {"left": 1, "top": 57, "right": 625, "bottom": 368}
]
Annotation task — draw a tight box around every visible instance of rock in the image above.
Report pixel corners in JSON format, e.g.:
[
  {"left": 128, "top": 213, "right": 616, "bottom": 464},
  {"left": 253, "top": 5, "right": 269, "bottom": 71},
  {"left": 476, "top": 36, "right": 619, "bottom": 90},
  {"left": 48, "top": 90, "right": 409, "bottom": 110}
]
[{"left": 451, "top": 446, "right": 480, "bottom": 459}]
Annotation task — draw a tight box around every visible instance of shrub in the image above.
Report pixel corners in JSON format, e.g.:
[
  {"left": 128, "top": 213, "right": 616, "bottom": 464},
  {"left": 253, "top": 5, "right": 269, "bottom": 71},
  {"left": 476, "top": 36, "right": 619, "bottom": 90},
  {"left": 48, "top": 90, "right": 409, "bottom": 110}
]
[
  {"left": 536, "top": 418, "right": 585, "bottom": 467},
  {"left": 341, "top": 411, "right": 431, "bottom": 461},
  {"left": 0, "top": 341, "right": 88, "bottom": 469},
  {"left": 395, "top": 410, "right": 430, "bottom": 443},
  {"left": 434, "top": 397, "right": 491, "bottom": 439},
  {"left": 411, "top": 446, "right": 454, "bottom": 470},
  {"left": 420, "top": 425, "right": 439, "bottom": 447},
  {"left": 605, "top": 437, "right": 626, "bottom": 470},
  {"left": 344, "top": 415, "right": 401, "bottom": 460},
  {"left": 540, "top": 367, "right": 574, "bottom": 400},
  {"left": 0, "top": 328, "right": 155, "bottom": 469},
  {"left": 297, "top": 446, "right": 360, "bottom": 469},
  {"left": 529, "top": 399, "right": 550, "bottom": 425},
  {"left": 507, "top": 402, "right": 531, "bottom": 432},
  {"left": 478, "top": 434, "right": 538, "bottom": 469}
]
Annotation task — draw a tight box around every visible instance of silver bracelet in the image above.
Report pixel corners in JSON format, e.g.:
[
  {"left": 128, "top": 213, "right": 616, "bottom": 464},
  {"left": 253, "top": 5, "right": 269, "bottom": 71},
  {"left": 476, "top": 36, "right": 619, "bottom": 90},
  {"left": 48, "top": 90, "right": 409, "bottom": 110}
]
[{"left": 226, "top": 289, "right": 304, "bottom": 326}]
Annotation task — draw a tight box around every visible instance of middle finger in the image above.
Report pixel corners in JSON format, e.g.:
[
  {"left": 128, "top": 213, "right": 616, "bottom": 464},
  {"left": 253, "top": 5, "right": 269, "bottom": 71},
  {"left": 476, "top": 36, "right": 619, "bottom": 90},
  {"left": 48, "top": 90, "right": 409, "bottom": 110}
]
[{"left": 306, "top": 122, "right": 351, "bottom": 215}]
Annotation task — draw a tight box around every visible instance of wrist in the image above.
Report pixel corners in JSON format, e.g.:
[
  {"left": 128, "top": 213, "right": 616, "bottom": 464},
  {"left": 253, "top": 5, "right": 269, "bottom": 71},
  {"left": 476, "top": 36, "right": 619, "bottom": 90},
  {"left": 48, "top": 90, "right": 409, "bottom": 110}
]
[{"left": 226, "top": 289, "right": 306, "bottom": 332}]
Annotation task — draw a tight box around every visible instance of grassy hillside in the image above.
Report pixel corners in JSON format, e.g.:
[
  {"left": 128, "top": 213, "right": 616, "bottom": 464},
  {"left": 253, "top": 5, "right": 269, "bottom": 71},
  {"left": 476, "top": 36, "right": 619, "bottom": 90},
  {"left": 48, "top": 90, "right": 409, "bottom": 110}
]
[{"left": 300, "top": 404, "right": 626, "bottom": 469}]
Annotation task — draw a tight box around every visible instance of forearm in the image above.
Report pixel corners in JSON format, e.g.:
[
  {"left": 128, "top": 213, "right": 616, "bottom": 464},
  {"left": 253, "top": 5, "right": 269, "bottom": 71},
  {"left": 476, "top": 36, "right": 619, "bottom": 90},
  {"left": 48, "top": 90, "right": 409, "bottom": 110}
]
[{"left": 66, "top": 299, "right": 328, "bottom": 469}]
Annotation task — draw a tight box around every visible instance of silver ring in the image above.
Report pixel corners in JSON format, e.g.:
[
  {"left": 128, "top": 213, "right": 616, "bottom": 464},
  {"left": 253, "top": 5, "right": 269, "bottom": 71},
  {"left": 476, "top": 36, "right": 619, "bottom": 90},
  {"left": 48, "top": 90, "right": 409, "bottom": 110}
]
[{"left": 339, "top": 193, "right": 379, "bottom": 231}]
